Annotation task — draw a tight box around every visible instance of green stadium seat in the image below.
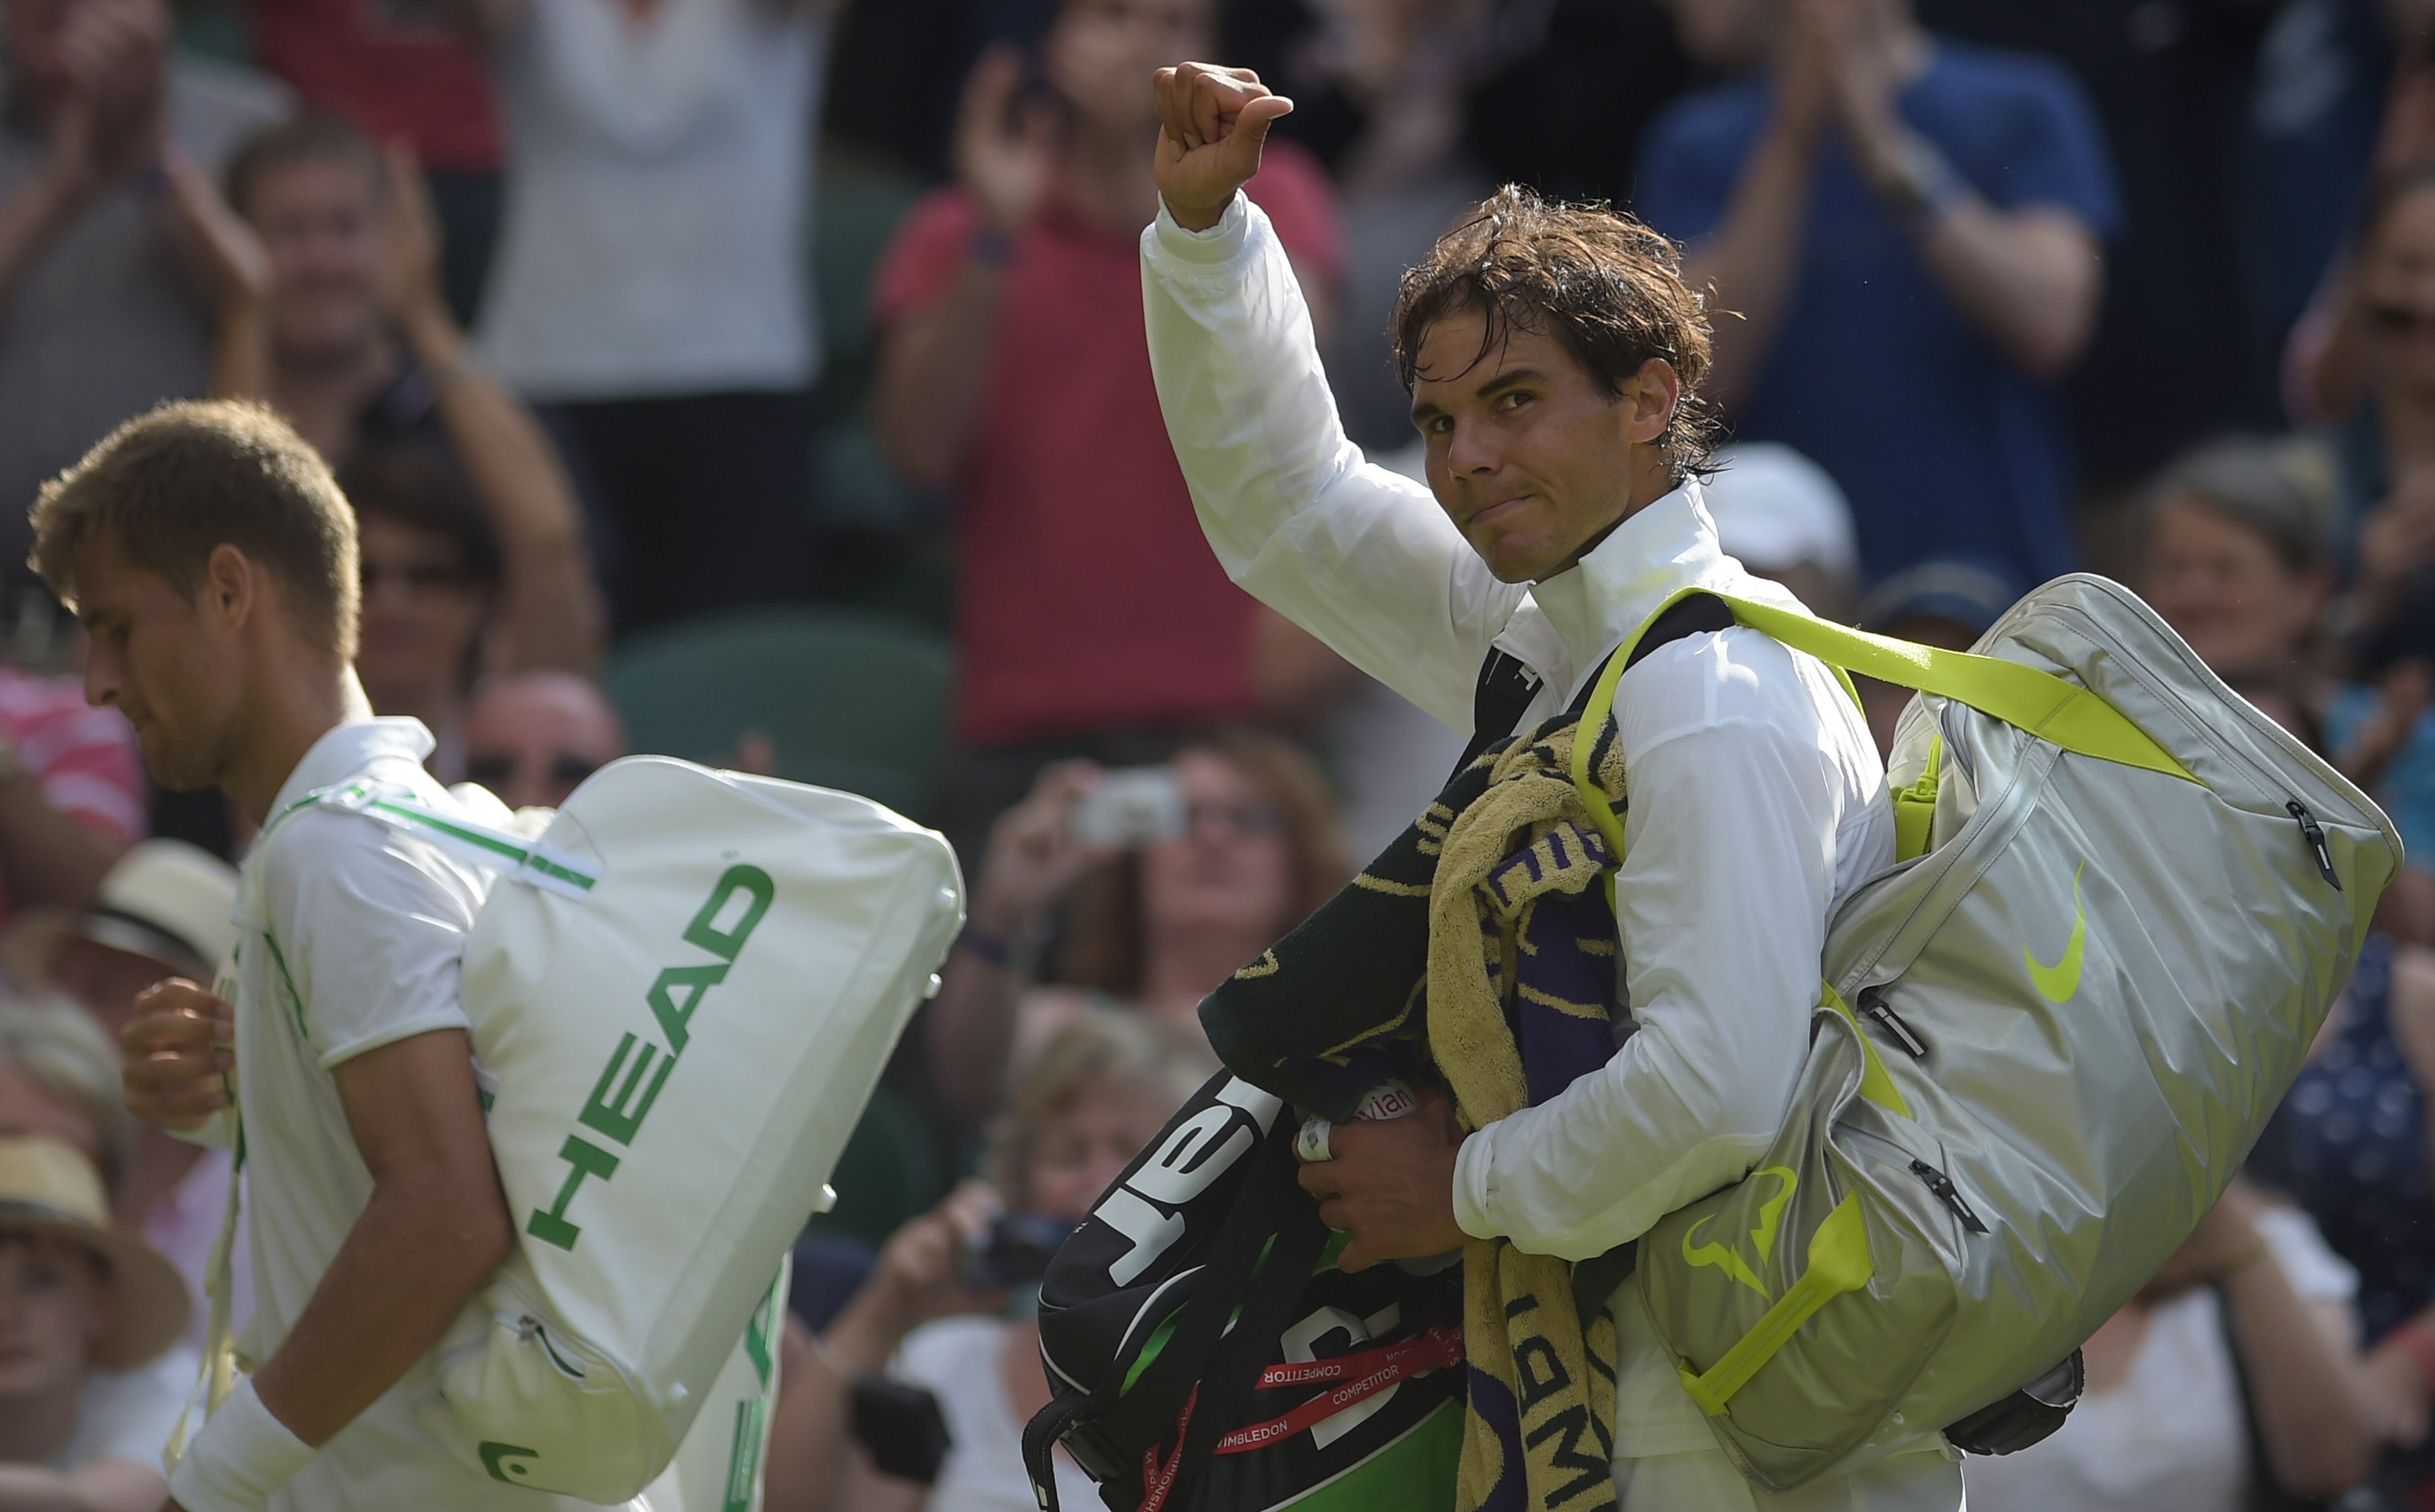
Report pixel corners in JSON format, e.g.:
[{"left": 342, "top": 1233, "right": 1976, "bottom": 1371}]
[{"left": 604, "top": 607, "right": 953, "bottom": 818}]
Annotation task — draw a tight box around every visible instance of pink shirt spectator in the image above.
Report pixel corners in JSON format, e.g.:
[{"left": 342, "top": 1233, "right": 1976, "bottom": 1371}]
[
  {"left": 0, "top": 667, "right": 146, "bottom": 926},
  {"left": 873, "top": 144, "right": 1345, "bottom": 747}
]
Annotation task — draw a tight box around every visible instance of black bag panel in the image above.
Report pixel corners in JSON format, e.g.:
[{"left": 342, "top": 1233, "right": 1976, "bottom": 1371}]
[{"left": 1032, "top": 1071, "right": 1468, "bottom": 1512}]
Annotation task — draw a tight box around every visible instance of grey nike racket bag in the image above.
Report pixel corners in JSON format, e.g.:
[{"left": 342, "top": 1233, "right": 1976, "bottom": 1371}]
[{"left": 1570, "top": 575, "right": 2402, "bottom": 1490}]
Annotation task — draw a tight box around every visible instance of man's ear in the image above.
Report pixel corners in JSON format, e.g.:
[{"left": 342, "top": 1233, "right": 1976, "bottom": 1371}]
[
  {"left": 202, "top": 543, "right": 257, "bottom": 631},
  {"left": 1623, "top": 357, "right": 1682, "bottom": 448}
]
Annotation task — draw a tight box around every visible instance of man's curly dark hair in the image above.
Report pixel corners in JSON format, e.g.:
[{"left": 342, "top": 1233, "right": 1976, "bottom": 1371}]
[{"left": 1391, "top": 185, "right": 1719, "bottom": 480}]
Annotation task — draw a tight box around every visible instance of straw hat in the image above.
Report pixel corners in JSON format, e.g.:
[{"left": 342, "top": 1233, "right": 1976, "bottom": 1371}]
[
  {"left": 3, "top": 839, "right": 241, "bottom": 988},
  {"left": 0, "top": 1134, "right": 190, "bottom": 1368}
]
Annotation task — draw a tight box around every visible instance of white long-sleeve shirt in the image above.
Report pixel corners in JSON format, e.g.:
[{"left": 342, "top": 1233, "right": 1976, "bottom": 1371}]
[{"left": 1143, "top": 195, "right": 1902, "bottom": 1460}]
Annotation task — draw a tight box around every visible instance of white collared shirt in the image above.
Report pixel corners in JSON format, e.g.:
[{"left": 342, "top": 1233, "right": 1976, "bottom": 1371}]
[
  {"left": 1144, "top": 196, "right": 1896, "bottom": 1458},
  {"left": 226, "top": 718, "right": 605, "bottom": 1510}
]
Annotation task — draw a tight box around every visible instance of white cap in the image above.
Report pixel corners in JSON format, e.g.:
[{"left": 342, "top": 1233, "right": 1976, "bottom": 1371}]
[
  {"left": 1700, "top": 443, "right": 1860, "bottom": 581},
  {"left": 4, "top": 838, "right": 241, "bottom": 986}
]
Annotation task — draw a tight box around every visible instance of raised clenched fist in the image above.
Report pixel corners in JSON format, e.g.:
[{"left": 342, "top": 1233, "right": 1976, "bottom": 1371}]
[{"left": 1151, "top": 62, "right": 1293, "bottom": 232}]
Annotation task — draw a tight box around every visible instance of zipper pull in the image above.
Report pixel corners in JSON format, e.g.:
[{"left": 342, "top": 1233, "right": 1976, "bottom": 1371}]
[
  {"left": 1910, "top": 1159, "right": 1989, "bottom": 1234},
  {"left": 1859, "top": 987, "right": 1929, "bottom": 1058},
  {"left": 2286, "top": 800, "right": 2341, "bottom": 891}
]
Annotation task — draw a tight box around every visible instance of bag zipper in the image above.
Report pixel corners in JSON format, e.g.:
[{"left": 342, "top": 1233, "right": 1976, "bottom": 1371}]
[
  {"left": 1908, "top": 1160, "right": 1988, "bottom": 1234},
  {"left": 2286, "top": 800, "right": 2341, "bottom": 890},
  {"left": 1857, "top": 986, "right": 1929, "bottom": 1058}
]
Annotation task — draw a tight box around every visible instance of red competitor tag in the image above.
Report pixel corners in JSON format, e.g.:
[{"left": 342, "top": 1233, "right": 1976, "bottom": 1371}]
[{"left": 1210, "top": 1327, "right": 1465, "bottom": 1455}]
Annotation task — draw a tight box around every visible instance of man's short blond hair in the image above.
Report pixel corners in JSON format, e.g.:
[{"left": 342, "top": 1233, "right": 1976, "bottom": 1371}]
[{"left": 29, "top": 400, "right": 360, "bottom": 657}]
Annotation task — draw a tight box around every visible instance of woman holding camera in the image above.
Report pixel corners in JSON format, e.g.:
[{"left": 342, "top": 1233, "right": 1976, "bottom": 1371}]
[
  {"left": 924, "top": 731, "right": 1347, "bottom": 1130},
  {"left": 765, "top": 1011, "right": 1206, "bottom": 1512}
]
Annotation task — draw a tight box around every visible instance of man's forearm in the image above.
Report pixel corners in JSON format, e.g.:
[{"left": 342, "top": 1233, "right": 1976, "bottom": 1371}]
[
  {"left": 1911, "top": 198, "right": 2099, "bottom": 381},
  {"left": 404, "top": 310, "right": 603, "bottom": 676},
  {"left": 251, "top": 1170, "right": 511, "bottom": 1445},
  {"left": 871, "top": 258, "right": 1007, "bottom": 492},
  {"left": 1679, "top": 110, "right": 1818, "bottom": 418}
]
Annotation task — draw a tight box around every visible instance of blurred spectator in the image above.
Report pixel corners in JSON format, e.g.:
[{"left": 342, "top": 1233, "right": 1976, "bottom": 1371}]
[
  {"left": 0, "top": 0, "right": 284, "bottom": 601},
  {"left": 765, "top": 1010, "right": 1206, "bottom": 1512},
  {"left": 2250, "top": 929, "right": 2435, "bottom": 1387},
  {"left": 871, "top": 0, "right": 1344, "bottom": 861},
  {"left": 1637, "top": 0, "right": 2116, "bottom": 589},
  {"left": 241, "top": 0, "right": 505, "bottom": 321},
  {"left": 1919, "top": 0, "right": 2346, "bottom": 495},
  {"left": 925, "top": 733, "right": 1346, "bottom": 1128},
  {"left": 462, "top": 670, "right": 626, "bottom": 809},
  {"left": 2295, "top": 164, "right": 2435, "bottom": 612},
  {"left": 1851, "top": 558, "right": 2020, "bottom": 757},
  {"left": 1966, "top": 1178, "right": 2392, "bottom": 1512},
  {"left": 1701, "top": 440, "right": 1861, "bottom": 622},
  {"left": 201, "top": 116, "right": 602, "bottom": 683},
  {"left": 453, "top": 0, "right": 846, "bottom": 634},
  {"left": 339, "top": 441, "right": 502, "bottom": 779},
  {"left": 2332, "top": 575, "right": 2435, "bottom": 942},
  {"left": 1, "top": 846, "right": 248, "bottom": 1349},
  {"left": 1236, "top": 0, "right": 1691, "bottom": 212},
  {"left": 0, "top": 655, "right": 146, "bottom": 926},
  {"left": 0, "top": 1134, "right": 191, "bottom": 1508},
  {"left": 2136, "top": 436, "right": 2336, "bottom": 690},
  {"left": 1256, "top": 0, "right": 1495, "bottom": 452}
]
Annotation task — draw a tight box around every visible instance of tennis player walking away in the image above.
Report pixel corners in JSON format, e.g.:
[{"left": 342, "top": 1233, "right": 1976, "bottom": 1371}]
[
  {"left": 29, "top": 401, "right": 637, "bottom": 1512},
  {"left": 1142, "top": 63, "right": 1963, "bottom": 1511}
]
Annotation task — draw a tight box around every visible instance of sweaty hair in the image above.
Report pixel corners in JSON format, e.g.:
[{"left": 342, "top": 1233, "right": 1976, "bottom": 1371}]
[
  {"left": 1390, "top": 184, "right": 1717, "bottom": 478},
  {"left": 222, "top": 112, "right": 384, "bottom": 220},
  {"left": 29, "top": 400, "right": 361, "bottom": 657}
]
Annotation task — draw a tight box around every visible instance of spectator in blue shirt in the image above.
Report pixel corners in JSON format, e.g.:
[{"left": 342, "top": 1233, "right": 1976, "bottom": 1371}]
[{"left": 1637, "top": 0, "right": 2120, "bottom": 589}]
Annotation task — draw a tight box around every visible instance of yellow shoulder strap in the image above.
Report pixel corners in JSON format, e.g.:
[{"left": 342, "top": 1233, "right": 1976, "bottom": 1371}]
[{"left": 1568, "top": 588, "right": 2192, "bottom": 863}]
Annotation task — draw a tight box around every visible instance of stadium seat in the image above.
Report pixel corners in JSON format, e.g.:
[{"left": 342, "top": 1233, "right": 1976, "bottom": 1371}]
[{"left": 603, "top": 607, "right": 953, "bottom": 818}]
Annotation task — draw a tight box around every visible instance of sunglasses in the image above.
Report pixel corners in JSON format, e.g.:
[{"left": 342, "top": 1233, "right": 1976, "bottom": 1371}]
[{"left": 465, "top": 753, "right": 602, "bottom": 793}]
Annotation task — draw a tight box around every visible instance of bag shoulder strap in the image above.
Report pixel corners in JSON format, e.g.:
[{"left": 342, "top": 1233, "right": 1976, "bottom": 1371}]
[
  {"left": 1569, "top": 587, "right": 2197, "bottom": 866},
  {"left": 308, "top": 781, "right": 600, "bottom": 900}
]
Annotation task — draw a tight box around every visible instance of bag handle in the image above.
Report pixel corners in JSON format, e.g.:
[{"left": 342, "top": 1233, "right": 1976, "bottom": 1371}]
[{"left": 1569, "top": 587, "right": 2196, "bottom": 864}]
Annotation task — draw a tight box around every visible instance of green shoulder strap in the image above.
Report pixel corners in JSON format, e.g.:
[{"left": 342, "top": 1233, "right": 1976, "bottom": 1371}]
[{"left": 1569, "top": 586, "right": 2195, "bottom": 864}]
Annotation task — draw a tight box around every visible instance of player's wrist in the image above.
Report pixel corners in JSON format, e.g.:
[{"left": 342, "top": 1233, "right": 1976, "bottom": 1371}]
[
  {"left": 1160, "top": 187, "right": 1235, "bottom": 233},
  {"left": 168, "top": 1377, "right": 316, "bottom": 1512}
]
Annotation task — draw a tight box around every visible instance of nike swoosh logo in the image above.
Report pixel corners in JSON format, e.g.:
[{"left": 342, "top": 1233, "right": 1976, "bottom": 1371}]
[{"left": 2025, "top": 866, "right": 2087, "bottom": 1004}]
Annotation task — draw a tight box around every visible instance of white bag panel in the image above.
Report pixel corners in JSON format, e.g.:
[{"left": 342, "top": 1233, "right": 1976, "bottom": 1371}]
[{"left": 432, "top": 757, "right": 959, "bottom": 1500}]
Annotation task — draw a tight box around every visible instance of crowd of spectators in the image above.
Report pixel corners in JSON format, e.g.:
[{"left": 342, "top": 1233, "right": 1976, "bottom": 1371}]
[{"left": 10, "top": 0, "right": 2435, "bottom": 1507}]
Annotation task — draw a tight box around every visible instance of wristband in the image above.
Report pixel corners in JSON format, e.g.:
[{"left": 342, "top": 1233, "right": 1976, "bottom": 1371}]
[
  {"left": 167, "top": 1377, "right": 316, "bottom": 1512},
  {"left": 1296, "top": 1116, "right": 1334, "bottom": 1164},
  {"left": 2392, "top": 1318, "right": 2435, "bottom": 1398}
]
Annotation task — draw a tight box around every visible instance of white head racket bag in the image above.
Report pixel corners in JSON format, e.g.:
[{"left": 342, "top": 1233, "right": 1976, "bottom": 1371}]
[{"left": 306, "top": 756, "right": 962, "bottom": 1502}]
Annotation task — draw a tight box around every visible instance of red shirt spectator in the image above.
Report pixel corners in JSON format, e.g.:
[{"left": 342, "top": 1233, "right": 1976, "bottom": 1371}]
[
  {"left": 247, "top": 0, "right": 499, "bottom": 171},
  {"left": 874, "top": 143, "right": 1343, "bottom": 746},
  {"left": 0, "top": 667, "right": 146, "bottom": 927}
]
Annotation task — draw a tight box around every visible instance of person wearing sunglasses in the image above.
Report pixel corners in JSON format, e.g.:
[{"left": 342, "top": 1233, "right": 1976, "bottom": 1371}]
[{"left": 460, "top": 669, "right": 625, "bottom": 810}]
